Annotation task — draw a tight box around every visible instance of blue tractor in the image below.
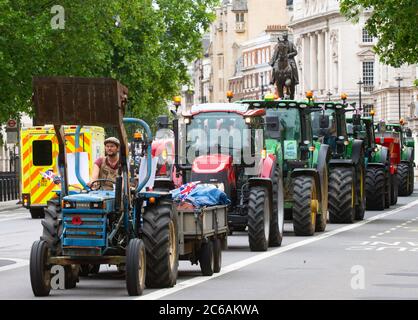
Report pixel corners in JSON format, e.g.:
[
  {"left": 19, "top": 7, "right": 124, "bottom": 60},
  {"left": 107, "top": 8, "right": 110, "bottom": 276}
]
[{"left": 29, "top": 77, "right": 179, "bottom": 296}]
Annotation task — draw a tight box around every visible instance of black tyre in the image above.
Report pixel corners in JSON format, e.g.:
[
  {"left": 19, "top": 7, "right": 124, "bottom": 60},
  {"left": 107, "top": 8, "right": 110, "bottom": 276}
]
[
  {"left": 247, "top": 186, "right": 270, "bottom": 251},
  {"left": 30, "top": 208, "right": 45, "bottom": 219},
  {"left": 142, "top": 203, "right": 178, "bottom": 288},
  {"left": 64, "top": 265, "right": 79, "bottom": 289},
  {"left": 79, "top": 264, "right": 100, "bottom": 277},
  {"left": 30, "top": 240, "right": 51, "bottom": 297},
  {"left": 40, "top": 201, "right": 63, "bottom": 255},
  {"left": 384, "top": 169, "right": 391, "bottom": 208},
  {"left": 408, "top": 165, "right": 414, "bottom": 195},
  {"left": 355, "top": 164, "right": 366, "bottom": 220},
  {"left": 126, "top": 238, "right": 146, "bottom": 296},
  {"left": 212, "top": 238, "right": 222, "bottom": 273},
  {"left": 292, "top": 176, "right": 317, "bottom": 236},
  {"left": 398, "top": 163, "right": 410, "bottom": 196},
  {"left": 365, "top": 167, "right": 385, "bottom": 210},
  {"left": 329, "top": 167, "right": 355, "bottom": 223},
  {"left": 390, "top": 173, "right": 398, "bottom": 205},
  {"left": 269, "top": 166, "right": 284, "bottom": 247},
  {"left": 200, "top": 241, "right": 214, "bottom": 276},
  {"left": 316, "top": 163, "right": 328, "bottom": 232}
]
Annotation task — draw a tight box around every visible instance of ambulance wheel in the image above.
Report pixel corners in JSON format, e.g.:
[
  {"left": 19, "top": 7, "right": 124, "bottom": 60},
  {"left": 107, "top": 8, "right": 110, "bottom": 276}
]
[{"left": 30, "top": 208, "right": 45, "bottom": 219}]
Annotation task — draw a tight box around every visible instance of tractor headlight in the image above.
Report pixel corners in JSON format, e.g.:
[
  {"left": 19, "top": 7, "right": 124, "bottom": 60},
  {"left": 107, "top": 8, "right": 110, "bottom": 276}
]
[
  {"left": 90, "top": 202, "right": 105, "bottom": 209},
  {"left": 62, "top": 200, "right": 75, "bottom": 209}
]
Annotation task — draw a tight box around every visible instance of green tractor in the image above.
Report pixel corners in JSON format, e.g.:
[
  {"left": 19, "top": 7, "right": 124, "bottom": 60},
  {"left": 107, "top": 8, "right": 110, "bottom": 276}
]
[
  {"left": 310, "top": 99, "right": 366, "bottom": 223},
  {"left": 384, "top": 122, "right": 415, "bottom": 196},
  {"left": 241, "top": 98, "right": 330, "bottom": 236},
  {"left": 346, "top": 115, "right": 394, "bottom": 210}
]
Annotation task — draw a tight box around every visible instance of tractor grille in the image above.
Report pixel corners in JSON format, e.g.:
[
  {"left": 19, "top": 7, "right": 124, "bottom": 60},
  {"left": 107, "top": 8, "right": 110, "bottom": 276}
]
[{"left": 62, "top": 209, "right": 107, "bottom": 256}]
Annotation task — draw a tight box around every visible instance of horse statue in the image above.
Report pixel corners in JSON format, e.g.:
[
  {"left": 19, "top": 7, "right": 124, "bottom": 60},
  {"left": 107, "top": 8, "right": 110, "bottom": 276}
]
[{"left": 270, "top": 39, "right": 297, "bottom": 100}]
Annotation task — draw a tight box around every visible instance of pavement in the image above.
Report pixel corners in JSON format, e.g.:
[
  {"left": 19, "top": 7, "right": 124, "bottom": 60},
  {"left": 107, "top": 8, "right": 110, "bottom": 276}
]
[{"left": 0, "top": 200, "right": 22, "bottom": 213}]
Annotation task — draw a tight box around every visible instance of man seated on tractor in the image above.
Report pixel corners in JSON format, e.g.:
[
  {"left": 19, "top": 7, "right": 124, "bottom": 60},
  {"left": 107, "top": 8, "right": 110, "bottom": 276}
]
[{"left": 88, "top": 137, "right": 120, "bottom": 190}]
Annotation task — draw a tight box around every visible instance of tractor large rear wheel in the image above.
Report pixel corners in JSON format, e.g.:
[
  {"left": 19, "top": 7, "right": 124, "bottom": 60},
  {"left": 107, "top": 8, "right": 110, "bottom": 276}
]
[
  {"left": 390, "top": 173, "right": 398, "bottom": 205},
  {"left": 40, "top": 201, "right": 63, "bottom": 255},
  {"left": 269, "top": 167, "right": 284, "bottom": 247},
  {"left": 408, "top": 165, "right": 414, "bottom": 196},
  {"left": 142, "top": 203, "right": 178, "bottom": 288},
  {"left": 365, "top": 167, "right": 385, "bottom": 210},
  {"left": 398, "top": 163, "right": 410, "bottom": 196},
  {"left": 292, "top": 176, "right": 317, "bottom": 236},
  {"left": 247, "top": 186, "right": 270, "bottom": 251},
  {"left": 329, "top": 167, "right": 355, "bottom": 223}
]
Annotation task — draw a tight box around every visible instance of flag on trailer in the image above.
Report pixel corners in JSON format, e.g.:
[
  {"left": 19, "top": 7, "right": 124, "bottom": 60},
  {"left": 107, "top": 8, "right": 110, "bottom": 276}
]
[{"left": 179, "top": 181, "right": 200, "bottom": 201}]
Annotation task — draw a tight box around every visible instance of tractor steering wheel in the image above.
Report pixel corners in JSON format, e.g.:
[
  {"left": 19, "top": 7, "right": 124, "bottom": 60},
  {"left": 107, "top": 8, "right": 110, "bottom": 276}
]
[{"left": 89, "top": 179, "right": 116, "bottom": 191}]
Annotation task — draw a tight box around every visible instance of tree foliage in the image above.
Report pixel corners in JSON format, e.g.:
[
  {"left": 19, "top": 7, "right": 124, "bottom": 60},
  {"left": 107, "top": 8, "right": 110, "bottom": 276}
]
[
  {"left": 0, "top": 0, "right": 218, "bottom": 124},
  {"left": 340, "top": 0, "right": 418, "bottom": 67}
]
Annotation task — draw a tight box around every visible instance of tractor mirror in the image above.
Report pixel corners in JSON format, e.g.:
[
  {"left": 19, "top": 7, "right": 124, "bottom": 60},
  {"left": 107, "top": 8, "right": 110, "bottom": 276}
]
[
  {"left": 320, "top": 115, "right": 330, "bottom": 129},
  {"left": 406, "top": 128, "right": 412, "bottom": 137},
  {"left": 265, "top": 116, "right": 280, "bottom": 139},
  {"left": 157, "top": 115, "right": 169, "bottom": 129},
  {"left": 353, "top": 114, "right": 361, "bottom": 126}
]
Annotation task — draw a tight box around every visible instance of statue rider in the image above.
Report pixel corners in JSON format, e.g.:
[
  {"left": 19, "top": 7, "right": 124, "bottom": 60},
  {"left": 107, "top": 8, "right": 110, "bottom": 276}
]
[{"left": 270, "top": 32, "right": 299, "bottom": 86}]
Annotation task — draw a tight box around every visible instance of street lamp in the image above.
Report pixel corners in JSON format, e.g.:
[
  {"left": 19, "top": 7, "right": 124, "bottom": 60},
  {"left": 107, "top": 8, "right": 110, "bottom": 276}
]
[
  {"left": 327, "top": 91, "right": 332, "bottom": 101},
  {"left": 395, "top": 76, "right": 403, "bottom": 120},
  {"left": 357, "top": 79, "right": 364, "bottom": 112}
]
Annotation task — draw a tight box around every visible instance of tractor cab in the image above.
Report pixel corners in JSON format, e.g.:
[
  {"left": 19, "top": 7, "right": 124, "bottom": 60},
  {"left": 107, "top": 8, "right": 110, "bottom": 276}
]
[
  {"left": 310, "top": 102, "right": 351, "bottom": 159},
  {"left": 179, "top": 103, "right": 265, "bottom": 202}
]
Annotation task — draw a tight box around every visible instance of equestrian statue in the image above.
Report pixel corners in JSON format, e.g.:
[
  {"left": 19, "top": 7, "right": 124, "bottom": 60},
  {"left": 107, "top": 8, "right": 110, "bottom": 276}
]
[{"left": 270, "top": 33, "right": 299, "bottom": 100}]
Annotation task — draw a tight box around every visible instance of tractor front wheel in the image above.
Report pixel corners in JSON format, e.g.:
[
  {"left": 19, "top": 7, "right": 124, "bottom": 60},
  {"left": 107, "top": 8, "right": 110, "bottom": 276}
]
[
  {"left": 365, "top": 167, "right": 385, "bottom": 210},
  {"left": 398, "top": 163, "right": 410, "bottom": 196},
  {"left": 30, "top": 240, "right": 51, "bottom": 297},
  {"left": 390, "top": 173, "right": 398, "bottom": 205},
  {"left": 292, "top": 176, "right": 317, "bottom": 236},
  {"left": 247, "top": 186, "right": 270, "bottom": 251},
  {"left": 126, "top": 238, "right": 146, "bottom": 296},
  {"left": 269, "top": 167, "right": 284, "bottom": 247},
  {"left": 329, "top": 167, "right": 355, "bottom": 223}
]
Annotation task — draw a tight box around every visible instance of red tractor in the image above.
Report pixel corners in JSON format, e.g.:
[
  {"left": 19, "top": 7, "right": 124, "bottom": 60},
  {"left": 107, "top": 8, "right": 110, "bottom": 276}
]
[
  {"left": 173, "top": 103, "right": 284, "bottom": 251},
  {"left": 375, "top": 120, "right": 400, "bottom": 207}
]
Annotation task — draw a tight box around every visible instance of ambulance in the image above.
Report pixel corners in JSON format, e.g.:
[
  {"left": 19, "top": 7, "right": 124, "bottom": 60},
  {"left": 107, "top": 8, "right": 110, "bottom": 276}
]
[{"left": 20, "top": 126, "right": 105, "bottom": 218}]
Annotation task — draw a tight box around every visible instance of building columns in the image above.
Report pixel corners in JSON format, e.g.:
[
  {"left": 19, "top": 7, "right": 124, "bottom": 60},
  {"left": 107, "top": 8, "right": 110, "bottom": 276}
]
[
  {"left": 318, "top": 31, "right": 325, "bottom": 93},
  {"left": 309, "top": 33, "right": 318, "bottom": 91}
]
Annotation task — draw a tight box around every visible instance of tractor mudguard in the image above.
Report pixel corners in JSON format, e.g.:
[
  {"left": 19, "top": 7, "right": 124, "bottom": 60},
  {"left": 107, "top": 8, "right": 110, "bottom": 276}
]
[
  {"left": 351, "top": 139, "right": 363, "bottom": 165},
  {"left": 290, "top": 168, "right": 322, "bottom": 202},
  {"left": 260, "top": 154, "right": 276, "bottom": 179},
  {"left": 248, "top": 178, "right": 274, "bottom": 214},
  {"left": 366, "top": 162, "right": 386, "bottom": 169},
  {"left": 401, "top": 147, "right": 414, "bottom": 164},
  {"left": 329, "top": 159, "right": 354, "bottom": 167}
]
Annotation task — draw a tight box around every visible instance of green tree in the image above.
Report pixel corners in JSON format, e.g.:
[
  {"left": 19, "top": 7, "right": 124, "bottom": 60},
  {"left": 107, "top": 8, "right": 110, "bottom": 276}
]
[
  {"left": 340, "top": 0, "right": 418, "bottom": 67},
  {"left": 0, "top": 0, "right": 217, "bottom": 124}
]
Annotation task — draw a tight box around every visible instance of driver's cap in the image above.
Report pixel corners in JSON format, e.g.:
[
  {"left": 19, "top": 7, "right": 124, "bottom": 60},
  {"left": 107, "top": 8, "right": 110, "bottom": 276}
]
[{"left": 104, "top": 137, "right": 120, "bottom": 147}]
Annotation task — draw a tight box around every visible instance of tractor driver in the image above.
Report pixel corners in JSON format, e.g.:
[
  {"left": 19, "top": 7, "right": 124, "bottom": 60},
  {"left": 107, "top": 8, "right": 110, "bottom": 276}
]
[{"left": 88, "top": 137, "right": 120, "bottom": 190}]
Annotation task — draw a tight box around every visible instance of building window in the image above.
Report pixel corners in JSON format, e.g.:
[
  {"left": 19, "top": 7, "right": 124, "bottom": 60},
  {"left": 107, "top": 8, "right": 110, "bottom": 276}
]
[
  {"left": 362, "top": 61, "right": 374, "bottom": 88},
  {"left": 362, "top": 28, "right": 373, "bottom": 43},
  {"left": 363, "top": 104, "right": 373, "bottom": 117},
  {"left": 262, "top": 49, "right": 266, "bottom": 64},
  {"left": 236, "top": 13, "right": 244, "bottom": 22}
]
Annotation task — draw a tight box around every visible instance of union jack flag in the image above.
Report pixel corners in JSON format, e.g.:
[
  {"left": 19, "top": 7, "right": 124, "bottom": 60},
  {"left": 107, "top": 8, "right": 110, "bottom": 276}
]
[
  {"left": 40, "top": 170, "right": 58, "bottom": 182},
  {"left": 179, "top": 181, "right": 200, "bottom": 201}
]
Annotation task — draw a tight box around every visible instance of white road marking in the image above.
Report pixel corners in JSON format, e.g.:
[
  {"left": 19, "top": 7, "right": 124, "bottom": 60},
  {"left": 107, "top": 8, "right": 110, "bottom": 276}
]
[
  {"left": 378, "top": 233, "right": 384, "bottom": 236},
  {"left": 137, "top": 199, "right": 418, "bottom": 300},
  {"left": 0, "top": 258, "right": 29, "bottom": 273}
]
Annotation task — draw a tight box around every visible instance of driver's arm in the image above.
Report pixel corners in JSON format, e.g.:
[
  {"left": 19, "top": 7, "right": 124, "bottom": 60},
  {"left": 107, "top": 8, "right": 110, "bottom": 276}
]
[{"left": 87, "top": 163, "right": 100, "bottom": 187}]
